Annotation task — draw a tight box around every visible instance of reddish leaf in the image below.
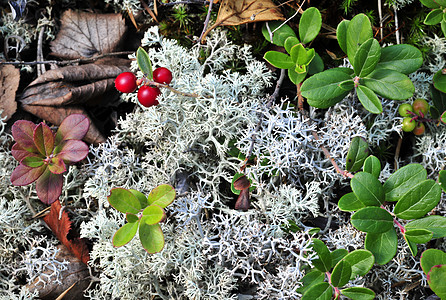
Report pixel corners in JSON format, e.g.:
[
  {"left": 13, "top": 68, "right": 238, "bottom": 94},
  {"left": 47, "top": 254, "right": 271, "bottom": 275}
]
[
  {"left": 33, "top": 123, "right": 55, "bottom": 157},
  {"left": 43, "top": 200, "right": 90, "bottom": 264},
  {"left": 48, "top": 157, "right": 67, "bottom": 174},
  {"left": 56, "top": 140, "right": 89, "bottom": 163},
  {"left": 11, "top": 120, "right": 38, "bottom": 152},
  {"left": 11, "top": 142, "right": 33, "bottom": 162},
  {"left": 10, "top": 164, "right": 47, "bottom": 186},
  {"left": 36, "top": 168, "right": 63, "bottom": 204},
  {"left": 235, "top": 188, "right": 250, "bottom": 211},
  {"left": 21, "top": 155, "right": 45, "bottom": 168},
  {"left": 55, "top": 114, "right": 90, "bottom": 145}
]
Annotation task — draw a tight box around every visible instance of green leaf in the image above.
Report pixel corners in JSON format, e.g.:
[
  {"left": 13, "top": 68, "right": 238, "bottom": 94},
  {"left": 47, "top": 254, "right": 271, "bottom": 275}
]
[
  {"left": 421, "top": 249, "right": 446, "bottom": 275},
  {"left": 353, "top": 38, "right": 381, "bottom": 77},
  {"left": 420, "top": 0, "right": 441, "bottom": 8},
  {"left": 331, "top": 249, "right": 349, "bottom": 268},
  {"left": 336, "top": 20, "right": 350, "bottom": 54},
  {"left": 439, "top": 170, "right": 446, "bottom": 192},
  {"left": 297, "top": 270, "right": 325, "bottom": 294},
  {"left": 441, "top": 110, "right": 446, "bottom": 124},
  {"left": 48, "top": 157, "right": 67, "bottom": 174},
  {"left": 302, "top": 282, "right": 333, "bottom": 300},
  {"left": 431, "top": 84, "right": 446, "bottom": 118},
  {"left": 108, "top": 188, "right": 142, "bottom": 214},
  {"left": 331, "top": 260, "right": 352, "bottom": 287},
  {"left": 299, "top": 7, "right": 322, "bottom": 44},
  {"left": 362, "top": 69, "right": 414, "bottom": 100},
  {"left": 137, "top": 47, "right": 152, "bottom": 78},
  {"left": 126, "top": 213, "right": 139, "bottom": 223},
  {"left": 298, "top": 48, "right": 315, "bottom": 67},
  {"left": 128, "top": 189, "right": 149, "bottom": 209},
  {"left": 351, "top": 207, "right": 393, "bottom": 233},
  {"left": 428, "top": 265, "right": 446, "bottom": 299},
  {"left": 338, "top": 192, "right": 365, "bottom": 212},
  {"left": 404, "top": 229, "right": 434, "bottom": 244},
  {"left": 365, "top": 228, "right": 398, "bottom": 265},
  {"left": 433, "top": 69, "right": 446, "bottom": 93},
  {"left": 262, "top": 21, "right": 297, "bottom": 46},
  {"left": 264, "top": 51, "right": 295, "bottom": 69},
  {"left": 404, "top": 234, "right": 418, "bottom": 256},
  {"left": 343, "top": 249, "right": 375, "bottom": 279},
  {"left": 351, "top": 172, "right": 384, "bottom": 206},
  {"left": 139, "top": 222, "right": 164, "bottom": 254},
  {"left": 376, "top": 44, "right": 423, "bottom": 75},
  {"left": 346, "top": 137, "right": 369, "bottom": 173},
  {"left": 346, "top": 14, "right": 373, "bottom": 64},
  {"left": 363, "top": 155, "right": 381, "bottom": 178},
  {"left": 442, "top": 19, "right": 446, "bottom": 36},
  {"left": 340, "top": 287, "right": 375, "bottom": 300},
  {"left": 112, "top": 221, "right": 139, "bottom": 247},
  {"left": 357, "top": 85, "right": 383, "bottom": 114},
  {"left": 339, "top": 80, "right": 355, "bottom": 90},
  {"left": 383, "top": 163, "right": 427, "bottom": 202},
  {"left": 424, "top": 9, "right": 444, "bottom": 25},
  {"left": 284, "top": 36, "right": 299, "bottom": 53},
  {"left": 288, "top": 67, "right": 307, "bottom": 85},
  {"left": 394, "top": 179, "right": 442, "bottom": 220},
  {"left": 21, "top": 155, "right": 45, "bottom": 168},
  {"left": 311, "top": 238, "right": 332, "bottom": 272},
  {"left": 142, "top": 204, "right": 165, "bottom": 225},
  {"left": 308, "top": 52, "right": 324, "bottom": 75},
  {"left": 406, "top": 215, "right": 446, "bottom": 239},
  {"left": 147, "top": 184, "right": 176, "bottom": 208}
]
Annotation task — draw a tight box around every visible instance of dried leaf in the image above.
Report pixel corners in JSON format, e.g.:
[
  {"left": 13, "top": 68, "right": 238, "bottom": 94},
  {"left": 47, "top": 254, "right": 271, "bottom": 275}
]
[
  {"left": 43, "top": 199, "right": 90, "bottom": 264},
  {"left": 50, "top": 10, "right": 126, "bottom": 59},
  {"left": 235, "top": 188, "right": 251, "bottom": 211},
  {"left": 0, "top": 65, "right": 19, "bottom": 121}
]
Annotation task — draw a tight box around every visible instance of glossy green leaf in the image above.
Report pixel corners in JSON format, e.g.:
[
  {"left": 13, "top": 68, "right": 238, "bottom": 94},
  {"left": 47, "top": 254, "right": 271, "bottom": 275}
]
[
  {"left": 331, "top": 249, "right": 349, "bottom": 268},
  {"left": 404, "top": 229, "right": 433, "bottom": 244},
  {"left": 351, "top": 172, "right": 384, "bottom": 206},
  {"left": 21, "top": 155, "right": 44, "bottom": 168},
  {"left": 308, "top": 52, "right": 324, "bottom": 75},
  {"left": 376, "top": 44, "right": 423, "bottom": 75},
  {"left": 288, "top": 67, "right": 307, "bottom": 85},
  {"left": 126, "top": 213, "right": 139, "bottom": 223},
  {"left": 108, "top": 188, "right": 142, "bottom": 214},
  {"left": 264, "top": 51, "right": 295, "bottom": 69},
  {"left": 262, "top": 21, "right": 297, "bottom": 46},
  {"left": 430, "top": 84, "right": 446, "bottom": 118},
  {"left": 331, "top": 260, "right": 352, "bottom": 287},
  {"left": 339, "top": 80, "right": 355, "bottom": 90},
  {"left": 441, "top": 19, "right": 446, "bottom": 36},
  {"left": 357, "top": 85, "right": 383, "bottom": 114},
  {"left": 112, "top": 221, "right": 138, "bottom": 247},
  {"left": 297, "top": 270, "right": 325, "bottom": 294},
  {"left": 428, "top": 265, "right": 446, "bottom": 299},
  {"left": 406, "top": 215, "right": 446, "bottom": 239},
  {"left": 433, "top": 69, "right": 446, "bottom": 93},
  {"left": 147, "top": 184, "right": 176, "bottom": 208},
  {"left": 346, "top": 137, "right": 369, "bottom": 173},
  {"left": 139, "top": 222, "right": 164, "bottom": 254},
  {"left": 137, "top": 47, "right": 152, "bottom": 78},
  {"left": 441, "top": 110, "right": 446, "bottom": 124},
  {"left": 394, "top": 179, "right": 441, "bottom": 220},
  {"left": 340, "top": 287, "right": 375, "bottom": 300},
  {"left": 142, "top": 205, "right": 165, "bottom": 225},
  {"left": 351, "top": 207, "right": 393, "bottom": 233},
  {"left": 290, "top": 44, "right": 305, "bottom": 64},
  {"left": 302, "top": 282, "right": 333, "bottom": 300},
  {"left": 284, "top": 36, "right": 299, "bottom": 53},
  {"left": 128, "top": 189, "right": 149, "bottom": 209},
  {"left": 353, "top": 38, "right": 381, "bottom": 77},
  {"left": 338, "top": 192, "right": 365, "bottom": 212},
  {"left": 311, "top": 238, "right": 332, "bottom": 272},
  {"left": 421, "top": 249, "right": 446, "bottom": 275},
  {"left": 362, "top": 69, "right": 414, "bottom": 100},
  {"left": 420, "top": 0, "right": 441, "bottom": 8},
  {"left": 437, "top": 0, "right": 446, "bottom": 7},
  {"left": 298, "top": 48, "right": 315, "bottom": 67},
  {"left": 424, "top": 9, "right": 444, "bottom": 25},
  {"left": 299, "top": 7, "right": 322, "bottom": 44},
  {"left": 336, "top": 19, "right": 350, "bottom": 54},
  {"left": 346, "top": 14, "right": 373, "bottom": 64},
  {"left": 383, "top": 163, "right": 427, "bottom": 202},
  {"left": 404, "top": 234, "right": 418, "bottom": 256},
  {"left": 365, "top": 228, "right": 398, "bottom": 265},
  {"left": 363, "top": 155, "right": 381, "bottom": 178},
  {"left": 439, "top": 170, "right": 446, "bottom": 192},
  {"left": 343, "top": 249, "right": 375, "bottom": 279}
]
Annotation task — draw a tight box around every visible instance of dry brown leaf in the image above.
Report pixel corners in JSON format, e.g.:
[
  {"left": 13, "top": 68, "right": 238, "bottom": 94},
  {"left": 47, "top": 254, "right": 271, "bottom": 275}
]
[
  {"left": 50, "top": 10, "right": 126, "bottom": 59},
  {"left": 202, "top": 0, "right": 284, "bottom": 41},
  {"left": 0, "top": 65, "right": 20, "bottom": 121}
]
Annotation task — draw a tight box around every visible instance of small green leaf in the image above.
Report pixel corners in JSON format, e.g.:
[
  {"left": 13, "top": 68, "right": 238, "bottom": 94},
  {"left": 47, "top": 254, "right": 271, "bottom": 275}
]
[
  {"left": 112, "top": 221, "right": 138, "bottom": 247},
  {"left": 433, "top": 69, "right": 446, "bottom": 93},
  {"left": 351, "top": 172, "right": 384, "bottom": 206},
  {"left": 288, "top": 67, "right": 307, "bottom": 85},
  {"left": 264, "top": 51, "right": 295, "bottom": 69},
  {"left": 406, "top": 215, "right": 446, "bottom": 239},
  {"left": 420, "top": 0, "right": 441, "bottom": 8},
  {"left": 142, "top": 205, "right": 165, "bottom": 225},
  {"left": 441, "top": 19, "right": 446, "bottom": 36},
  {"left": 298, "top": 48, "right": 315, "bottom": 67},
  {"left": 48, "top": 157, "right": 67, "bottom": 174},
  {"left": 404, "top": 234, "right": 418, "bottom": 256},
  {"left": 137, "top": 47, "right": 152, "bottom": 78},
  {"left": 346, "top": 14, "right": 373, "bottom": 64},
  {"left": 365, "top": 228, "right": 398, "bottom": 265},
  {"left": 338, "top": 192, "right": 365, "bottom": 212},
  {"left": 362, "top": 69, "right": 414, "bottom": 100},
  {"left": 439, "top": 170, "right": 446, "bottom": 192},
  {"left": 346, "top": 137, "right": 369, "bottom": 173},
  {"left": 299, "top": 7, "right": 322, "bottom": 44},
  {"left": 311, "top": 238, "right": 332, "bottom": 272},
  {"left": 421, "top": 249, "right": 446, "bottom": 275},
  {"left": 147, "top": 184, "right": 176, "bottom": 208},
  {"left": 290, "top": 44, "right": 306, "bottom": 64},
  {"left": 343, "top": 249, "right": 375, "bottom": 279},
  {"left": 21, "top": 156, "right": 45, "bottom": 168},
  {"left": 376, "top": 44, "right": 423, "bottom": 75},
  {"left": 331, "top": 260, "right": 352, "bottom": 287},
  {"left": 340, "top": 287, "right": 375, "bottom": 300},
  {"left": 331, "top": 249, "right": 349, "bottom": 268},
  {"left": 441, "top": 110, "right": 446, "bottom": 124},
  {"left": 262, "top": 21, "right": 297, "bottom": 46},
  {"left": 394, "top": 179, "right": 441, "bottom": 220},
  {"left": 404, "top": 229, "right": 434, "bottom": 244},
  {"left": 424, "top": 9, "right": 444, "bottom": 25},
  {"left": 353, "top": 38, "right": 381, "bottom": 77},
  {"left": 383, "top": 163, "right": 427, "bottom": 202},
  {"left": 356, "top": 85, "right": 383, "bottom": 114},
  {"left": 108, "top": 188, "right": 142, "bottom": 214},
  {"left": 128, "top": 189, "right": 149, "bottom": 209},
  {"left": 297, "top": 270, "right": 325, "bottom": 294},
  {"left": 336, "top": 20, "right": 350, "bottom": 54},
  {"left": 339, "top": 80, "right": 355, "bottom": 90},
  {"left": 351, "top": 207, "right": 393, "bottom": 233},
  {"left": 308, "top": 52, "right": 324, "bottom": 75},
  {"left": 363, "top": 155, "right": 381, "bottom": 178},
  {"left": 302, "top": 282, "right": 333, "bottom": 300},
  {"left": 284, "top": 36, "right": 299, "bottom": 53},
  {"left": 126, "top": 213, "right": 139, "bottom": 223},
  {"left": 139, "top": 222, "right": 164, "bottom": 254},
  {"left": 428, "top": 265, "right": 446, "bottom": 299}
]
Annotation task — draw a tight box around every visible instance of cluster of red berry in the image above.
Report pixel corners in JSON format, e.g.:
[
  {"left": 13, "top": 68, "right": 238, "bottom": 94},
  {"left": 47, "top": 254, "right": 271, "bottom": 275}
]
[
  {"left": 114, "top": 67, "right": 173, "bottom": 107},
  {"left": 399, "top": 98, "right": 429, "bottom": 135}
]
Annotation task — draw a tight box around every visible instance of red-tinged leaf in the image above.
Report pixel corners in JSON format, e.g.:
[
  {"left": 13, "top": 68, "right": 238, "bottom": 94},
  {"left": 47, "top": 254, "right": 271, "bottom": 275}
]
[
  {"left": 48, "top": 157, "right": 67, "bottom": 174},
  {"left": 55, "top": 140, "right": 89, "bottom": 163},
  {"left": 35, "top": 169, "right": 63, "bottom": 204},
  {"left": 55, "top": 114, "right": 90, "bottom": 145},
  {"left": 21, "top": 155, "right": 45, "bottom": 168},
  {"left": 10, "top": 164, "right": 47, "bottom": 186},
  {"left": 33, "top": 123, "right": 55, "bottom": 157},
  {"left": 11, "top": 143, "right": 34, "bottom": 162},
  {"left": 43, "top": 199, "right": 90, "bottom": 264},
  {"left": 11, "top": 120, "right": 38, "bottom": 153}
]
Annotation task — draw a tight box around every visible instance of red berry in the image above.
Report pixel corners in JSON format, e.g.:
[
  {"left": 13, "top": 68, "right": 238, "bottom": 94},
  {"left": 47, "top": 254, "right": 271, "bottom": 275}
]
[
  {"left": 412, "top": 98, "right": 429, "bottom": 116},
  {"left": 413, "top": 122, "right": 425, "bottom": 135},
  {"left": 115, "top": 72, "right": 137, "bottom": 93},
  {"left": 153, "top": 67, "right": 172, "bottom": 84},
  {"left": 138, "top": 86, "right": 160, "bottom": 107}
]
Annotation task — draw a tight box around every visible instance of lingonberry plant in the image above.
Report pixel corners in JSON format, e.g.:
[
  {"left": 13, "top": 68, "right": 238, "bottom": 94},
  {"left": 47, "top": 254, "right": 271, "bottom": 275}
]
[
  {"left": 10, "top": 114, "right": 90, "bottom": 204},
  {"left": 420, "top": 249, "right": 446, "bottom": 299},
  {"left": 421, "top": 0, "right": 446, "bottom": 36},
  {"left": 108, "top": 184, "right": 176, "bottom": 254}
]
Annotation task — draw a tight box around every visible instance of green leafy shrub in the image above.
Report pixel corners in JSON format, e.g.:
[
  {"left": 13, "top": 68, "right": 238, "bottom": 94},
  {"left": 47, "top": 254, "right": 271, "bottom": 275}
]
[{"left": 420, "top": 248, "right": 446, "bottom": 299}]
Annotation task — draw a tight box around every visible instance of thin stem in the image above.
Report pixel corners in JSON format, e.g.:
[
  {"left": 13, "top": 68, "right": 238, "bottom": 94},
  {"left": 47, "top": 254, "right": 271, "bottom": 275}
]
[
  {"left": 199, "top": 0, "right": 214, "bottom": 43},
  {"left": 146, "top": 81, "right": 206, "bottom": 98},
  {"left": 394, "top": 136, "right": 402, "bottom": 171}
]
